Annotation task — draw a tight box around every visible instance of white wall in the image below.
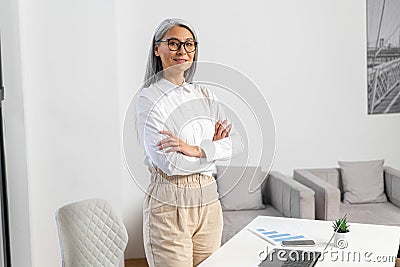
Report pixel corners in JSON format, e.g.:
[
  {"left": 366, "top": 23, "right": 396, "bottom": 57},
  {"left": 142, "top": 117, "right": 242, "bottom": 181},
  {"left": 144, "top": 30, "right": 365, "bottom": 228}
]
[
  {"left": 0, "top": 0, "right": 32, "bottom": 266},
  {"left": 1, "top": 0, "right": 123, "bottom": 266},
  {"left": 20, "top": 0, "right": 122, "bottom": 265},
  {"left": 117, "top": 0, "right": 400, "bottom": 259}
]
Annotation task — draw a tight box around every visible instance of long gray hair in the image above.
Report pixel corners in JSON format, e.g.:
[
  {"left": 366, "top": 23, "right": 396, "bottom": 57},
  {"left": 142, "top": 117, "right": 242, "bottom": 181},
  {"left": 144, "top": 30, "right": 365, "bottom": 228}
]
[{"left": 142, "top": 18, "right": 199, "bottom": 88}]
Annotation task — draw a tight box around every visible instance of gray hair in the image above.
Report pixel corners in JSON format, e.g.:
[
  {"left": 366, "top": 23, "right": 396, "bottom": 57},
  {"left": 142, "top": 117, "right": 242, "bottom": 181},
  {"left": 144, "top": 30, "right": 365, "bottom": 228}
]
[{"left": 143, "top": 18, "right": 199, "bottom": 88}]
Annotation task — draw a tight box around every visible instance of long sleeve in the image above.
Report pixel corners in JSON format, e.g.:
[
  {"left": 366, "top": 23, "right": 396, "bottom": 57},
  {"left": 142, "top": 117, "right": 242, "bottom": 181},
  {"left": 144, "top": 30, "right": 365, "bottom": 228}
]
[
  {"left": 136, "top": 95, "right": 215, "bottom": 176},
  {"left": 136, "top": 79, "right": 244, "bottom": 176},
  {"left": 198, "top": 86, "right": 244, "bottom": 162}
]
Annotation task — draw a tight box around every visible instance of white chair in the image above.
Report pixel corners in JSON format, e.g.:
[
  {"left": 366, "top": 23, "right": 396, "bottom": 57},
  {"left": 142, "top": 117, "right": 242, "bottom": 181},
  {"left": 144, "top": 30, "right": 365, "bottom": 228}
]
[{"left": 55, "top": 198, "right": 128, "bottom": 267}]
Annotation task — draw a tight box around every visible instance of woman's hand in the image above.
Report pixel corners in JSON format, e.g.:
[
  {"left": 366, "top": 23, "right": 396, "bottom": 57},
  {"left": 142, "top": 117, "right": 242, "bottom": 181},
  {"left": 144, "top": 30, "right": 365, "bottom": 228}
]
[
  {"left": 213, "top": 120, "right": 232, "bottom": 141},
  {"left": 157, "top": 130, "right": 206, "bottom": 158}
]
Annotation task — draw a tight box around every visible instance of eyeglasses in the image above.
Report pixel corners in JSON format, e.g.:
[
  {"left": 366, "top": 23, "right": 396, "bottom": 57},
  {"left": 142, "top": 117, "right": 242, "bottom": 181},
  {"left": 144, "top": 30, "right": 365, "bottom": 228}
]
[{"left": 157, "top": 38, "right": 197, "bottom": 53}]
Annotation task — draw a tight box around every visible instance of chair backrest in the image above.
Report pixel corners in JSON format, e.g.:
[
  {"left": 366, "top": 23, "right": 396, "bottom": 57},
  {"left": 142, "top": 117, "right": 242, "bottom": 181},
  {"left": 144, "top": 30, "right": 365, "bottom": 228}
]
[{"left": 55, "top": 198, "right": 128, "bottom": 267}]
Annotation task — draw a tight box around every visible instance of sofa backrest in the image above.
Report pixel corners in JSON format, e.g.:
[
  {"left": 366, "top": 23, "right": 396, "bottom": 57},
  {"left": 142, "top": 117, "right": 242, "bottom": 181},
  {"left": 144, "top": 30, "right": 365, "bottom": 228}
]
[
  {"left": 300, "top": 167, "right": 394, "bottom": 202},
  {"left": 216, "top": 165, "right": 266, "bottom": 211}
]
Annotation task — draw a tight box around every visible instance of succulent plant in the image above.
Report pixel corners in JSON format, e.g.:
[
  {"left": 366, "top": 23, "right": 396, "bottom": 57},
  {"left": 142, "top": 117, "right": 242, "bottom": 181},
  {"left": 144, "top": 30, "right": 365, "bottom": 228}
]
[{"left": 332, "top": 214, "right": 350, "bottom": 233}]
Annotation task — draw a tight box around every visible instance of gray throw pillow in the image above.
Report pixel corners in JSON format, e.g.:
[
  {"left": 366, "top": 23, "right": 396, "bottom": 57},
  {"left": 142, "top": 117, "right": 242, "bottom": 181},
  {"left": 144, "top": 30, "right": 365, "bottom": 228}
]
[
  {"left": 338, "top": 160, "right": 387, "bottom": 204},
  {"left": 216, "top": 165, "right": 265, "bottom": 210}
]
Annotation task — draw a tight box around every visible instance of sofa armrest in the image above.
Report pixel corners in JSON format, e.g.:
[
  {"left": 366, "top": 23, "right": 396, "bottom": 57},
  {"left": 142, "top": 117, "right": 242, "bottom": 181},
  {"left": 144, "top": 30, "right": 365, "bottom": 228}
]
[
  {"left": 294, "top": 169, "right": 340, "bottom": 221},
  {"left": 384, "top": 166, "right": 400, "bottom": 208},
  {"left": 261, "top": 171, "right": 315, "bottom": 219}
]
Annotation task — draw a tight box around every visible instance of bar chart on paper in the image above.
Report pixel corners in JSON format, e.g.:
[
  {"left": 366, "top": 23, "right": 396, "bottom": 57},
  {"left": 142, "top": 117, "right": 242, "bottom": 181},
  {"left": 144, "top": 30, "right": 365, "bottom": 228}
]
[{"left": 248, "top": 227, "right": 308, "bottom": 246}]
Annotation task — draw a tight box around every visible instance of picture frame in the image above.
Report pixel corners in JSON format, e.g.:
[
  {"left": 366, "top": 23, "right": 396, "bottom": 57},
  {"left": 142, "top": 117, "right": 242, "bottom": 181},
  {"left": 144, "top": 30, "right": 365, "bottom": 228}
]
[{"left": 367, "top": 0, "right": 400, "bottom": 114}]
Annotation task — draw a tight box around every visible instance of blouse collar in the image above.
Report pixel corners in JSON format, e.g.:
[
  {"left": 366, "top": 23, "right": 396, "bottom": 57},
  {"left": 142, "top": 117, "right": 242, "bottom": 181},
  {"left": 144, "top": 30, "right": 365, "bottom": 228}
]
[{"left": 154, "top": 77, "right": 193, "bottom": 94}]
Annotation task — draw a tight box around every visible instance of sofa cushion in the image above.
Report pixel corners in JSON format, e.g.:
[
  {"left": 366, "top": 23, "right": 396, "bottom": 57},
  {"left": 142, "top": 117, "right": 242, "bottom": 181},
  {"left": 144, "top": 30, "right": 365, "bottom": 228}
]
[
  {"left": 338, "top": 160, "right": 387, "bottom": 204},
  {"left": 340, "top": 202, "right": 400, "bottom": 226},
  {"left": 222, "top": 206, "right": 282, "bottom": 244},
  {"left": 216, "top": 165, "right": 265, "bottom": 211}
]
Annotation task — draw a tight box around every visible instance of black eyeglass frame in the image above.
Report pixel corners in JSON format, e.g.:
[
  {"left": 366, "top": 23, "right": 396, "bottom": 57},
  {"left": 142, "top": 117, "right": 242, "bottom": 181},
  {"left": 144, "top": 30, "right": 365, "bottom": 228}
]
[{"left": 157, "top": 38, "right": 198, "bottom": 53}]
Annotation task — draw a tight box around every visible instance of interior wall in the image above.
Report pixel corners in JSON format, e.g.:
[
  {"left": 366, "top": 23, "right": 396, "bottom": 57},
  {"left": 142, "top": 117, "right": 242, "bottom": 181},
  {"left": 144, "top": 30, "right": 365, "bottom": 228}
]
[
  {"left": 0, "top": 0, "right": 32, "bottom": 266},
  {"left": 14, "top": 0, "right": 122, "bottom": 266},
  {"left": 117, "top": 0, "right": 400, "bottom": 259}
]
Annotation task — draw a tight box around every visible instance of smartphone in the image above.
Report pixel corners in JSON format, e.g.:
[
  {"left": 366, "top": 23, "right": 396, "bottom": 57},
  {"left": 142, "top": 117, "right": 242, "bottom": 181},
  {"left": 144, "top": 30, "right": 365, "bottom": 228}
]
[{"left": 281, "top": 240, "right": 316, "bottom": 247}]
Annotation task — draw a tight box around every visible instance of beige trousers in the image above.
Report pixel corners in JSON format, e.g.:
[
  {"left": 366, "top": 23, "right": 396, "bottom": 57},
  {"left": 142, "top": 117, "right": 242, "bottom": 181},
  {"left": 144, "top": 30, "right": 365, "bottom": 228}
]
[{"left": 143, "top": 167, "right": 223, "bottom": 267}]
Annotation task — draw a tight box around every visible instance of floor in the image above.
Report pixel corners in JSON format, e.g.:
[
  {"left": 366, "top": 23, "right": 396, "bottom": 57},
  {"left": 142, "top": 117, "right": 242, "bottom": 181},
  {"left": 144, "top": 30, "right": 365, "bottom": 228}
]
[{"left": 125, "top": 258, "right": 148, "bottom": 267}]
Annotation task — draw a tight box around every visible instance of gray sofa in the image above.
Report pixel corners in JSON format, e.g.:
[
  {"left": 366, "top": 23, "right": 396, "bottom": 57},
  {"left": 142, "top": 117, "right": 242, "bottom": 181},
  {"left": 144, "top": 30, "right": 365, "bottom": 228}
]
[
  {"left": 216, "top": 166, "right": 315, "bottom": 244},
  {"left": 294, "top": 166, "right": 400, "bottom": 226}
]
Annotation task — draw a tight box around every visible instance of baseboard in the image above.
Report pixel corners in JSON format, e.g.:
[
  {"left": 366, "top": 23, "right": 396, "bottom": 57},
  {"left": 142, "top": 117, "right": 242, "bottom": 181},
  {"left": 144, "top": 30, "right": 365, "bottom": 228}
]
[{"left": 125, "top": 258, "right": 148, "bottom": 267}]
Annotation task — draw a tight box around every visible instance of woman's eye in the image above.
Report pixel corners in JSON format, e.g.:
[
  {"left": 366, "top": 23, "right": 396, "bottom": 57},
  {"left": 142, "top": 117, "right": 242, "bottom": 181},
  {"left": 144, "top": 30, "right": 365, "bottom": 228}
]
[{"left": 169, "top": 41, "right": 179, "bottom": 47}]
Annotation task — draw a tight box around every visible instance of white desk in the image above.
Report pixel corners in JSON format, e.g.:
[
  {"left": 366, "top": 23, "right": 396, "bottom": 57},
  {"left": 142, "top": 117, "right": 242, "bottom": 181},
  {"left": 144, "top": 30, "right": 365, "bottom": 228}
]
[{"left": 199, "top": 216, "right": 400, "bottom": 267}]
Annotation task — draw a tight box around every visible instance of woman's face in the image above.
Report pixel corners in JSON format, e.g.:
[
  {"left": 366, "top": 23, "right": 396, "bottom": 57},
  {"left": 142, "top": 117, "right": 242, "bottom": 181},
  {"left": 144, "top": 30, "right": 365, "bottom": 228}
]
[{"left": 154, "top": 26, "right": 196, "bottom": 73}]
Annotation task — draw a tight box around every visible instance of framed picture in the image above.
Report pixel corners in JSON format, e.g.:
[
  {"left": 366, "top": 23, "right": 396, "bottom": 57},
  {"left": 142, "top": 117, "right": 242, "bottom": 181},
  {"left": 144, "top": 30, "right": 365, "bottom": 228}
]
[{"left": 367, "top": 0, "right": 400, "bottom": 114}]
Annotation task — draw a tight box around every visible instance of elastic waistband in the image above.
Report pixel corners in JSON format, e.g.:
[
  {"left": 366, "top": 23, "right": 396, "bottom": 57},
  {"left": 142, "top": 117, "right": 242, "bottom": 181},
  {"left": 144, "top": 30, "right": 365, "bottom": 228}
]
[{"left": 148, "top": 167, "right": 215, "bottom": 186}]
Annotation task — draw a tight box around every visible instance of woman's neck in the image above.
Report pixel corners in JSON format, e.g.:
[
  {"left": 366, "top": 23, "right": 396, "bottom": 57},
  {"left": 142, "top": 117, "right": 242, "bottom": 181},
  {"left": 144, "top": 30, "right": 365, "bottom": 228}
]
[{"left": 163, "top": 72, "right": 184, "bottom": 86}]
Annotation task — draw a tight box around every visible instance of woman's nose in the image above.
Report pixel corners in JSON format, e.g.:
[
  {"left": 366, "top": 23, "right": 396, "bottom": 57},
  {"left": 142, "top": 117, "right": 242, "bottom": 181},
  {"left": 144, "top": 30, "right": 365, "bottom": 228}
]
[{"left": 176, "top": 44, "right": 187, "bottom": 55}]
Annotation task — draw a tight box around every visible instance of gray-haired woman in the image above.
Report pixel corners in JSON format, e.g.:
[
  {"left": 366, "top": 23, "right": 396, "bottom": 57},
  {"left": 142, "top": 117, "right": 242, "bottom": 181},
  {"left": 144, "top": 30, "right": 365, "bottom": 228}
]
[{"left": 136, "top": 18, "right": 243, "bottom": 267}]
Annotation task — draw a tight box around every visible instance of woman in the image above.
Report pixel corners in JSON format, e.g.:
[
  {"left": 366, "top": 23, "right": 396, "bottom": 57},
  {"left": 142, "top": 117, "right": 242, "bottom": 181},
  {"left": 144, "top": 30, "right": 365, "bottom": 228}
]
[{"left": 136, "top": 18, "right": 243, "bottom": 267}]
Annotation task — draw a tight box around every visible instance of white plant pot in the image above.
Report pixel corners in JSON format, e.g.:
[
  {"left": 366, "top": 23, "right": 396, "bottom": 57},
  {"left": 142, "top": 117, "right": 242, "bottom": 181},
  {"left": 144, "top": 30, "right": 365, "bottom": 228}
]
[{"left": 334, "top": 232, "right": 349, "bottom": 249}]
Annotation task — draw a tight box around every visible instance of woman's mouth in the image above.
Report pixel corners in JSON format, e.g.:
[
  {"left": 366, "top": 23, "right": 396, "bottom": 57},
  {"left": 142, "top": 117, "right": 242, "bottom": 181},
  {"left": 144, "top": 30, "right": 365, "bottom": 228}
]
[{"left": 174, "top": 59, "right": 187, "bottom": 64}]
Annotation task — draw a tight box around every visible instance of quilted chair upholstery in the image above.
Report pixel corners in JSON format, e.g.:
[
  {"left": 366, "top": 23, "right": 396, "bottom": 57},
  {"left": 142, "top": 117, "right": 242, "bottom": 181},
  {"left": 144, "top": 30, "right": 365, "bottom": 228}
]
[{"left": 55, "top": 198, "right": 128, "bottom": 267}]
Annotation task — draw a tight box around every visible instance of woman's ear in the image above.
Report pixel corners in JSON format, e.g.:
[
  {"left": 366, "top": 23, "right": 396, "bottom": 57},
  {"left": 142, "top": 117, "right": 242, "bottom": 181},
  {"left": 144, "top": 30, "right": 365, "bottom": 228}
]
[{"left": 154, "top": 44, "right": 160, "bottom": 57}]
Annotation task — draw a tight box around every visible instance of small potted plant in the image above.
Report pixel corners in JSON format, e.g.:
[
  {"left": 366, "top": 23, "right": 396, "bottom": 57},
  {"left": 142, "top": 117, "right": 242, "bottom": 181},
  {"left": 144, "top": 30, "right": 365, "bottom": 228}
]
[{"left": 332, "top": 214, "right": 350, "bottom": 249}]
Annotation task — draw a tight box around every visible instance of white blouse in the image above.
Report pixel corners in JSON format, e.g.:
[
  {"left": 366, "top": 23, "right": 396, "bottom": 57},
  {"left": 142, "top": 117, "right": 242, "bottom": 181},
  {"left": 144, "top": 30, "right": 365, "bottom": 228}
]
[{"left": 136, "top": 78, "right": 244, "bottom": 176}]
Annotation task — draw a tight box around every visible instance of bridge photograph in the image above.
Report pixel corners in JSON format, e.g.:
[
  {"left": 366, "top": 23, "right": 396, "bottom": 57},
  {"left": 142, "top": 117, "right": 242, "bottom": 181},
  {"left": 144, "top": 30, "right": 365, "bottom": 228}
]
[{"left": 367, "top": 0, "right": 400, "bottom": 114}]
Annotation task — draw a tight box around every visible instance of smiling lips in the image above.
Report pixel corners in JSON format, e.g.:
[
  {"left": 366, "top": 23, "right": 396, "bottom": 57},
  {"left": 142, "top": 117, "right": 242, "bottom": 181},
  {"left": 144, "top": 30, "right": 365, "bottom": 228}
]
[{"left": 174, "top": 58, "right": 188, "bottom": 64}]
